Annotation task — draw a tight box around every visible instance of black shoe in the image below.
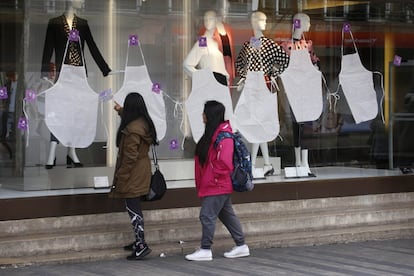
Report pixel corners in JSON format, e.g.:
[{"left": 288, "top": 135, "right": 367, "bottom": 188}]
[
  {"left": 264, "top": 168, "right": 274, "bottom": 176},
  {"left": 66, "top": 155, "right": 83, "bottom": 168},
  {"left": 45, "top": 158, "right": 56, "bottom": 169},
  {"left": 308, "top": 172, "right": 316, "bottom": 177},
  {"left": 126, "top": 244, "right": 152, "bottom": 260},
  {"left": 264, "top": 164, "right": 274, "bottom": 176},
  {"left": 400, "top": 167, "right": 413, "bottom": 174},
  {"left": 124, "top": 242, "right": 136, "bottom": 251}
]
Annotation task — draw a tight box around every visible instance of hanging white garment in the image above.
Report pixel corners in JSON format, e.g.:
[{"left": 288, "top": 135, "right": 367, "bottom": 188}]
[
  {"left": 234, "top": 71, "right": 279, "bottom": 143},
  {"left": 185, "top": 68, "right": 234, "bottom": 143},
  {"left": 339, "top": 30, "right": 378, "bottom": 124},
  {"left": 113, "top": 41, "right": 167, "bottom": 140},
  {"left": 44, "top": 38, "right": 99, "bottom": 148},
  {"left": 279, "top": 48, "right": 323, "bottom": 122}
]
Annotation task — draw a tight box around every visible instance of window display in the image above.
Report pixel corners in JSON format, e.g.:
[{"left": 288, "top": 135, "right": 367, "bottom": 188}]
[
  {"left": 112, "top": 35, "right": 167, "bottom": 141},
  {"left": 279, "top": 13, "right": 323, "bottom": 177},
  {"left": 41, "top": 0, "right": 111, "bottom": 169},
  {"left": 183, "top": 10, "right": 234, "bottom": 143},
  {"left": 0, "top": 0, "right": 413, "bottom": 199},
  {"left": 234, "top": 10, "right": 289, "bottom": 178}
]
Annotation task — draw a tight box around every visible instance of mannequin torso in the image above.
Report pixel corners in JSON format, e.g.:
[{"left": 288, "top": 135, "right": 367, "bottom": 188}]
[
  {"left": 183, "top": 11, "right": 229, "bottom": 80},
  {"left": 281, "top": 13, "right": 319, "bottom": 66},
  {"left": 235, "top": 11, "right": 289, "bottom": 81}
]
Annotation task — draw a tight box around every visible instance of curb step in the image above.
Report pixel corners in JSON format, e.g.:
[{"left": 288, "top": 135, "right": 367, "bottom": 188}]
[
  {"left": 1, "top": 192, "right": 414, "bottom": 266},
  {"left": 2, "top": 205, "right": 413, "bottom": 259},
  {"left": 1, "top": 221, "right": 413, "bottom": 267}
]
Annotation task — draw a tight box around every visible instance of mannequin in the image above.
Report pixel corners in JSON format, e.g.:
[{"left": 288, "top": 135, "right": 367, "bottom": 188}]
[
  {"left": 183, "top": 10, "right": 234, "bottom": 143},
  {"left": 184, "top": 10, "right": 229, "bottom": 81},
  {"left": 281, "top": 13, "right": 319, "bottom": 176},
  {"left": 198, "top": 12, "right": 236, "bottom": 86},
  {"left": 41, "top": 0, "right": 111, "bottom": 169},
  {"left": 235, "top": 11, "right": 289, "bottom": 177}
]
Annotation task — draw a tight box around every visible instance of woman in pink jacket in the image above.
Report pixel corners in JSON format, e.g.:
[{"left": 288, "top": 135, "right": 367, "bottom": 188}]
[{"left": 185, "top": 100, "right": 250, "bottom": 261}]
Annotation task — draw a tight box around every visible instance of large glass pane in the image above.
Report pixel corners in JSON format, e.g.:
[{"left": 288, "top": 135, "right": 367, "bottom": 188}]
[{"left": 0, "top": 0, "right": 413, "bottom": 197}]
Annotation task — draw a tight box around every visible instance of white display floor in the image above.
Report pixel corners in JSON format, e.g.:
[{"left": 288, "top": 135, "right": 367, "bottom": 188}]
[{"left": 0, "top": 166, "right": 403, "bottom": 199}]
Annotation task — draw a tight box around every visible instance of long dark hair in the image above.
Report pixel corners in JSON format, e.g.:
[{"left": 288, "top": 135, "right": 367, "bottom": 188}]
[
  {"left": 195, "top": 100, "right": 225, "bottom": 165},
  {"left": 116, "top": 92, "right": 158, "bottom": 147}
]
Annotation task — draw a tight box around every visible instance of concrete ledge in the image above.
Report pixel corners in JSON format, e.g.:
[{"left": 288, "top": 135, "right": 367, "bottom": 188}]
[{"left": 0, "top": 173, "right": 413, "bottom": 221}]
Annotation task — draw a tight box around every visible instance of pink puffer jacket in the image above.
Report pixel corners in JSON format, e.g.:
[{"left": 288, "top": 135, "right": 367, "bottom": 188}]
[{"left": 194, "top": 121, "right": 234, "bottom": 198}]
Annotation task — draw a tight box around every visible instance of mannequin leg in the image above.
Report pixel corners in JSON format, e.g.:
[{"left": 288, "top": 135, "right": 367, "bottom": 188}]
[
  {"left": 301, "top": 149, "right": 309, "bottom": 169},
  {"left": 294, "top": 147, "right": 301, "bottom": 167},
  {"left": 45, "top": 141, "right": 58, "bottom": 169},
  {"left": 301, "top": 149, "right": 316, "bottom": 177},
  {"left": 67, "top": 147, "right": 83, "bottom": 168},
  {"left": 251, "top": 143, "right": 260, "bottom": 169},
  {"left": 260, "top": 142, "right": 274, "bottom": 176}
]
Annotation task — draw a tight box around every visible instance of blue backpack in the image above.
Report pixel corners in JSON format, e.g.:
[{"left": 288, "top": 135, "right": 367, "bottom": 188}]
[{"left": 215, "top": 132, "right": 254, "bottom": 192}]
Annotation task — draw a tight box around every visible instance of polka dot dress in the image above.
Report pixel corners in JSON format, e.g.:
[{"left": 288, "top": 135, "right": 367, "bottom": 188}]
[{"left": 235, "top": 36, "right": 289, "bottom": 79}]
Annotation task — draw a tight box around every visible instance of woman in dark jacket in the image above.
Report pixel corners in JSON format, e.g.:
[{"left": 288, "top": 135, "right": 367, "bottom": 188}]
[{"left": 109, "top": 92, "right": 157, "bottom": 260}]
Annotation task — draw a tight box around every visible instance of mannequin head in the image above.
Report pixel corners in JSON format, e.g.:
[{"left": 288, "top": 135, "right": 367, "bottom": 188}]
[
  {"left": 250, "top": 11, "right": 267, "bottom": 32},
  {"left": 65, "top": 0, "right": 84, "bottom": 11},
  {"left": 204, "top": 10, "right": 218, "bottom": 32},
  {"left": 292, "top": 13, "right": 310, "bottom": 40}
]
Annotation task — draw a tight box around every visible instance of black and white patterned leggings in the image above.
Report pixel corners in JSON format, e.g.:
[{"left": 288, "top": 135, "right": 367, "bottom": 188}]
[{"left": 125, "top": 197, "right": 145, "bottom": 245}]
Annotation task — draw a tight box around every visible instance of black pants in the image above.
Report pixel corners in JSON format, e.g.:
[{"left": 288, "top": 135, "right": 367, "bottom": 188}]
[{"left": 125, "top": 197, "right": 145, "bottom": 245}]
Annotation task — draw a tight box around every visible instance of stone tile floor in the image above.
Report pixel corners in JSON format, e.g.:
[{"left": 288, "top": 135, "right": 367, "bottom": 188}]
[{"left": 2, "top": 239, "right": 413, "bottom": 276}]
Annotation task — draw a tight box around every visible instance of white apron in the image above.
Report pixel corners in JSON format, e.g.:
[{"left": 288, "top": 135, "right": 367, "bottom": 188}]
[
  {"left": 113, "top": 40, "right": 167, "bottom": 140},
  {"left": 44, "top": 37, "right": 99, "bottom": 148},
  {"left": 279, "top": 48, "right": 323, "bottom": 122},
  {"left": 234, "top": 71, "right": 279, "bottom": 143},
  {"left": 339, "top": 30, "right": 378, "bottom": 124},
  {"left": 185, "top": 68, "right": 234, "bottom": 143}
]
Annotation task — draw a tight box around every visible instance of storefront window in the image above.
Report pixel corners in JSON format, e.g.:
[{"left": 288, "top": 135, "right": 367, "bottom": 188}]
[{"left": 0, "top": 1, "right": 413, "bottom": 196}]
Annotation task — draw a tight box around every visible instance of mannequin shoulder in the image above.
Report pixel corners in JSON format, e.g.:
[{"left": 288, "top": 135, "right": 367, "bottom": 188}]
[
  {"left": 280, "top": 40, "right": 293, "bottom": 51},
  {"left": 48, "top": 15, "right": 64, "bottom": 25},
  {"left": 76, "top": 16, "right": 88, "bottom": 25},
  {"left": 299, "top": 39, "right": 313, "bottom": 48},
  {"left": 261, "top": 37, "right": 281, "bottom": 48}
]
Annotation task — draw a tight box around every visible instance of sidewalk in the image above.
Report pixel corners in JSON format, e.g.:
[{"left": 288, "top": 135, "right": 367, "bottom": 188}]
[{"left": 2, "top": 239, "right": 413, "bottom": 276}]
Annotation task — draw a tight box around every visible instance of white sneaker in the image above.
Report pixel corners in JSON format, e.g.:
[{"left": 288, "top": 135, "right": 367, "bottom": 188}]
[
  {"left": 185, "top": 248, "right": 212, "bottom": 261},
  {"left": 224, "top": 244, "right": 250, "bottom": 258}
]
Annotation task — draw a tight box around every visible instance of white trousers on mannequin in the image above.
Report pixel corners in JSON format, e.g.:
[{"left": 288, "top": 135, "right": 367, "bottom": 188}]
[
  {"left": 46, "top": 142, "right": 81, "bottom": 166},
  {"left": 251, "top": 142, "right": 270, "bottom": 167},
  {"left": 294, "top": 146, "right": 310, "bottom": 172}
]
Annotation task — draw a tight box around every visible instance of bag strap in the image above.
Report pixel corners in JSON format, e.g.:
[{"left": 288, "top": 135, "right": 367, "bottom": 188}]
[
  {"left": 151, "top": 145, "right": 159, "bottom": 170},
  {"left": 214, "top": 132, "right": 234, "bottom": 148}
]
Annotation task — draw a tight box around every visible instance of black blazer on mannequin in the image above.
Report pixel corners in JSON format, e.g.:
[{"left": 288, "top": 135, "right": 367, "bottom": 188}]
[{"left": 41, "top": 14, "right": 111, "bottom": 79}]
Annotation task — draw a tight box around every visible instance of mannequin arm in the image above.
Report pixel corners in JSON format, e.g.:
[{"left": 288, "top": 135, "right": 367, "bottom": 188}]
[
  {"left": 41, "top": 77, "right": 55, "bottom": 86},
  {"left": 183, "top": 63, "right": 197, "bottom": 77},
  {"left": 236, "top": 78, "right": 245, "bottom": 92},
  {"left": 80, "top": 18, "right": 111, "bottom": 76},
  {"left": 183, "top": 42, "right": 201, "bottom": 77}
]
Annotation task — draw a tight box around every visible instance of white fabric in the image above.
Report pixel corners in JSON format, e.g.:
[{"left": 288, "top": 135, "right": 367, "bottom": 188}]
[
  {"left": 339, "top": 30, "right": 377, "bottom": 124},
  {"left": 234, "top": 71, "right": 279, "bottom": 143},
  {"left": 279, "top": 48, "right": 323, "bottom": 122},
  {"left": 183, "top": 39, "right": 229, "bottom": 78},
  {"left": 339, "top": 53, "right": 378, "bottom": 124},
  {"left": 113, "top": 65, "right": 167, "bottom": 141},
  {"left": 185, "top": 68, "right": 233, "bottom": 143},
  {"left": 44, "top": 64, "right": 99, "bottom": 148}
]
